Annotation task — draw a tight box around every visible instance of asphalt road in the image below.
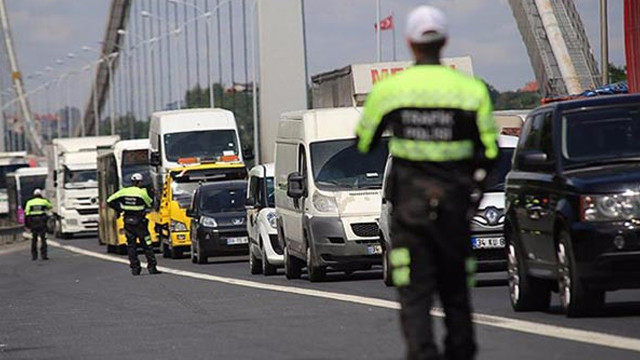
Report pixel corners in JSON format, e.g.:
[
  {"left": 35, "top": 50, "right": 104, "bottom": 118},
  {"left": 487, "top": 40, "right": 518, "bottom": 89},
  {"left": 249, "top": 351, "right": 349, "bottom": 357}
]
[{"left": 1, "top": 236, "right": 640, "bottom": 360}]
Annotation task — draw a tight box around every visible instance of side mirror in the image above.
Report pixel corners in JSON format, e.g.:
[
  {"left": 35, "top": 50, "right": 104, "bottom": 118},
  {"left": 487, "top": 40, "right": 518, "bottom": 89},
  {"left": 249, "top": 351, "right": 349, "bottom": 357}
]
[
  {"left": 245, "top": 197, "right": 256, "bottom": 209},
  {"left": 287, "top": 172, "right": 306, "bottom": 199},
  {"left": 53, "top": 170, "right": 58, "bottom": 188},
  {"left": 242, "top": 146, "right": 255, "bottom": 161},
  {"left": 519, "top": 151, "right": 554, "bottom": 171},
  {"left": 186, "top": 208, "right": 198, "bottom": 218},
  {"left": 149, "top": 151, "right": 161, "bottom": 167}
]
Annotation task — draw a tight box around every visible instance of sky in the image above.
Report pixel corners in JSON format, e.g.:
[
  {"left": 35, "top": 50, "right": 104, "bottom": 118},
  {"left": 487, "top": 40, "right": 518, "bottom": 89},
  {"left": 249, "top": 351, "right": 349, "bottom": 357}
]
[{"left": 5, "top": 0, "right": 627, "bottom": 112}]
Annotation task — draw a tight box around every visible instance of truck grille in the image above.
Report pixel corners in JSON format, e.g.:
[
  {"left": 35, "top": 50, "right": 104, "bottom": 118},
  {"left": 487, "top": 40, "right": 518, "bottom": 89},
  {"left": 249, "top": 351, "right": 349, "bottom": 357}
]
[
  {"left": 351, "top": 223, "right": 379, "bottom": 238},
  {"left": 77, "top": 208, "right": 98, "bottom": 216}
]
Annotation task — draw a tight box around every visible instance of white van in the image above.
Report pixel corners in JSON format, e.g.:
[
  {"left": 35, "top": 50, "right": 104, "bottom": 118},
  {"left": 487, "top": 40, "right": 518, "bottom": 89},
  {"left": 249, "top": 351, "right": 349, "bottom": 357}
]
[
  {"left": 274, "top": 108, "right": 389, "bottom": 282},
  {"left": 148, "top": 108, "right": 245, "bottom": 202}
]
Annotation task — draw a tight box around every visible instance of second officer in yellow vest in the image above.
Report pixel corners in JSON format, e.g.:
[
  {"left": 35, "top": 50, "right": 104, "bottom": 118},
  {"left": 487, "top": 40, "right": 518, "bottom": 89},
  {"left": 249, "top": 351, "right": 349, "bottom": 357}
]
[
  {"left": 107, "top": 173, "right": 161, "bottom": 276},
  {"left": 357, "top": 6, "right": 498, "bottom": 360},
  {"left": 25, "top": 188, "right": 52, "bottom": 261}
]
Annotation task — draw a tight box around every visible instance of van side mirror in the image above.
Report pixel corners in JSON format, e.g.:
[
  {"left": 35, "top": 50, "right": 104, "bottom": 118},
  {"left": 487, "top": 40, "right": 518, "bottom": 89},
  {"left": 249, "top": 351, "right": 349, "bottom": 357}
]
[
  {"left": 519, "top": 151, "right": 554, "bottom": 172},
  {"left": 242, "top": 146, "right": 255, "bottom": 161},
  {"left": 186, "top": 208, "right": 198, "bottom": 218},
  {"left": 149, "top": 151, "right": 161, "bottom": 167},
  {"left": 287, "top": 172, "right": 306, "bottom": 199},
  {"left": 53, "top": 170, "right": 58, "bottom": 188}
]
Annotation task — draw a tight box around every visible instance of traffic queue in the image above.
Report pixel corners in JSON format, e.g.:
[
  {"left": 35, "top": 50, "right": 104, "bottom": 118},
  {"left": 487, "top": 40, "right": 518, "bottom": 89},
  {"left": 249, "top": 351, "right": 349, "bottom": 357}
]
[{"left": 9, "top": 91, "right": 637, "bottom": 321}]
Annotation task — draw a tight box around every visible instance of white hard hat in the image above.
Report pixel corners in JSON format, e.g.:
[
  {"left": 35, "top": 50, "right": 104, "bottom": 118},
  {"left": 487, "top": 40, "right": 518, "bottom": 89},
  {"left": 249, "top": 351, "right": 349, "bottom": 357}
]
[
  {"left": 33, "top": 188, "right": 42, "bottom": 196},
  {"left": 406, "top": 5, "right": 448, "bottom": 44},
  {"left": 130, "top": 173, "right": 143, "bottom": 182}
]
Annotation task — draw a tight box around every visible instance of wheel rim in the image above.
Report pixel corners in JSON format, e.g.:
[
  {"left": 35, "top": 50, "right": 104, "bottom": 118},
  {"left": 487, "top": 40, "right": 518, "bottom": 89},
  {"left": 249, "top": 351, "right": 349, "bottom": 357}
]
[
  {"left": 306, "top": 247, "right": 312, "bottom": 270},
  {"left": 261, "top": 246, "right": 268, "bottom": 272},
  {"left": 249, "top": 248, "right": 255, "bottom": 269},
  {"left": 507, "top": 244, "right": 521, "bottom": 305},
  {"left": 557, "top": 243, "right": 571, "bottom": 308}
]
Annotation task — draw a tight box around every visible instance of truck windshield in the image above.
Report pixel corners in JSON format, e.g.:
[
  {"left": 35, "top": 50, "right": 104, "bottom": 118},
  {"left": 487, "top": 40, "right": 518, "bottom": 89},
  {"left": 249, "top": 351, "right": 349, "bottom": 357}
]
[
  {"left": 563, "top": 105, "right": 640, "bottom": 167},
  {"left": 64, "top": 169, "right": 97, "bottom": 189},
  {"left": 122, "top": 149, "right": 150, "bottom": 187},
  {"left": 484, "top": 147, "right": 514, "bottom": 192},
  {"left": 310, "top": 138, "right": 389, "bottom": 190},
  {"left": 199, "top": 184, "right": 247, "bottom": 213},
  {"left": 0, "top": 164, "right": 28, "bottom": 189},
  {"left": 171, "top": 181, "right": 200, "bottom": 208},
  {"left": 164, "top": 130, "right": 238, "bottom": 162}
]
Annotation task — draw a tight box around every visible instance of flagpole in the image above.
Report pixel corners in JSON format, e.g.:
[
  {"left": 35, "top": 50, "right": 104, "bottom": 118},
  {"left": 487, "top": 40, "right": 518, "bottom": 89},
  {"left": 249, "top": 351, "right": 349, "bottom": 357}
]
[
  {"left": 392, "top": 12, "right": 396, "bottom": 61},
  {"left": 376, "top": 0, "right": 381, "bottom": 62}
]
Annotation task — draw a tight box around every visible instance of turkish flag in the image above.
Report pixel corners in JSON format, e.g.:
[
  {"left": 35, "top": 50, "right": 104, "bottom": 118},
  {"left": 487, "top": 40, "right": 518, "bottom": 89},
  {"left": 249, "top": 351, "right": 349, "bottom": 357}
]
[{"left": 375, "top": 15, "right": 394, "bottom": 31}]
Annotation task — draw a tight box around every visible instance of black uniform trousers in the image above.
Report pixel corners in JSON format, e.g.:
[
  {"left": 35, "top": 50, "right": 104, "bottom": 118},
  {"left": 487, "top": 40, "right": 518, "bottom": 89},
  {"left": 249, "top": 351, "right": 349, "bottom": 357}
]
[
  {"left": 389, "top": 160, "right": 476, "bottom": 360},
  {"left": 123, "top": 217, "right": 157, "bottom": 271},
  {"left": 27, "top": 215, "right": 48, "bottom": 260}
]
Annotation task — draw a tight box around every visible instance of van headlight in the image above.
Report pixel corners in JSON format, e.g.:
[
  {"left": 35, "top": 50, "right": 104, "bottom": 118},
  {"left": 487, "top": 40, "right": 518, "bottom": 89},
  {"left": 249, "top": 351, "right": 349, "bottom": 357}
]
[
  {"left": 200, "top": 216, "right": 218, "bottom": 228},
  {"left": 312, "top": 192, "right": 338, "bottom": 213},
  {"left": 170, "top": 220, "right": 188, "bottom": 232},
  {"left": 581, "top": 192, "right": 639, "bottom": 222},
  {"left": 266, "top": 212, "right": 278, "bottom": 229}
]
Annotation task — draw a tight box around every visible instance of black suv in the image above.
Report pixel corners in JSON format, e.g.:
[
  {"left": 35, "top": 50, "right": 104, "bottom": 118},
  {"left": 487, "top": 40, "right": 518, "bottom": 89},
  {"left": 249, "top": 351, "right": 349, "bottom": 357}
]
[
  {"left": 187, "top": 180, "right": 249, "bottom": 264},
  {"left": 505, "top": 94, "right": 640, "bottom": 317}
]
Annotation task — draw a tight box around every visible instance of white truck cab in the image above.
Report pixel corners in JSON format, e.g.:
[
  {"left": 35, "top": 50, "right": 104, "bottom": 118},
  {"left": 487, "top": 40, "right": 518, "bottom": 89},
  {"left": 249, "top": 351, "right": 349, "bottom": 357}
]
[
  {"left": 45, "top": 136, "right": 120, "bottom": 237},
  {"left": 246, "top": 163, "right": 282, "bottom": 275},
  {"left": 274, "top": 108, "right": 389, "bottom": 282},
  {"left": 148, "top": 108, "right": 245, "bottom": 205}
]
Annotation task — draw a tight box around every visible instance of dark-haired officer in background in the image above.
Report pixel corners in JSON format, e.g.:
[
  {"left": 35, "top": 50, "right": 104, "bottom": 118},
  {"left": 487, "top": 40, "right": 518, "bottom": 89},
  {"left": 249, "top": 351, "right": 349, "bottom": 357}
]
[{"left": 356, "top": 6, "right": 499, "bottom": 360}]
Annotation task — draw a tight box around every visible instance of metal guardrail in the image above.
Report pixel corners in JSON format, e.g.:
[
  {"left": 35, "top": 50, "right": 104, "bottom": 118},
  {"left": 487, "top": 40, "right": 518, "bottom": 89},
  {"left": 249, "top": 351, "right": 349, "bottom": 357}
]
[{"left": 0, "top": 218, "right": 25, "bottom": 246}]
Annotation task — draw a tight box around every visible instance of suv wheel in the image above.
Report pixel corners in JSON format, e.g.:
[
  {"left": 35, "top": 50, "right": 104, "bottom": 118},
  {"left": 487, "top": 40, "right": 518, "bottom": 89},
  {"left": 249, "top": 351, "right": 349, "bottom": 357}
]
[
  {"left": 284, "top": 245, "right": 302, "bottom": 279},
  {"left": 382, "top": 248, "right": 393, "bottom": 287},
  {"left": 306, "top": 246, "right": 326, "bottom": 282},
  {"left": 557, "top": 231, "right": 605, "bottom": 317},
  {"left": 249, "top": 245, "right": 262, "bottom": 275},
  {"left": 507, "top": 241, "right": 551, "bottom": 311}
]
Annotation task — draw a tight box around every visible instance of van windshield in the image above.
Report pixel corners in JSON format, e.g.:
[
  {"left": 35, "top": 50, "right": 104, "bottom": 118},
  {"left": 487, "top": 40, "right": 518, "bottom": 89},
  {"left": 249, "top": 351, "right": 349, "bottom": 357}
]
[
  {"left": 199, "top": 184, "right": 247, "bottom": 213},
  {"left": 310, "top": 138, "right": 389, "bottom": 190},
  {"left": 122, "top": 149, "right": 150, "bottom": 187},
  {"left": 164, "top": 130, "right": 239, "bottom": 162},
  {"left": 484, "top": 147, "right": 514, "bottom": 192}
]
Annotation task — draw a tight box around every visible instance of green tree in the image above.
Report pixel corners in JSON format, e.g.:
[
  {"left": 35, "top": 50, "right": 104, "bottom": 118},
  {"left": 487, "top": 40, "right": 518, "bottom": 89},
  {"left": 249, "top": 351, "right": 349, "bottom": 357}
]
[{"left": 608, "top": 63, "right": 627, "bottom": 83}]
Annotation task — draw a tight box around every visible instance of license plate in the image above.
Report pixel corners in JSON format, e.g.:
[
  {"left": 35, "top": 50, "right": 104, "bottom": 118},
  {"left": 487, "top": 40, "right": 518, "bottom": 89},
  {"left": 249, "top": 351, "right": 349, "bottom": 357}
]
[
  {"left": 367, "top": 244, "right": 383, "bottom": 255},
  {"left": 226, "top": 236, "right": 248, "bottom": 245},
  {"left": 472, "top": 237, "right": 505, "bottom": 249}
]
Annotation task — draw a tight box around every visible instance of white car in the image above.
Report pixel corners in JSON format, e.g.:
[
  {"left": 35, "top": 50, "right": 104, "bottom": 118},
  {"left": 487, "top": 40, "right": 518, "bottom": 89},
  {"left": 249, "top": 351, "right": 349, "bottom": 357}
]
[
  {"left": 246, "top": 163, "right": 283, "bottom": 275},
  {"left": 379, "top": 135, "right": 519, "bottom": 286}
]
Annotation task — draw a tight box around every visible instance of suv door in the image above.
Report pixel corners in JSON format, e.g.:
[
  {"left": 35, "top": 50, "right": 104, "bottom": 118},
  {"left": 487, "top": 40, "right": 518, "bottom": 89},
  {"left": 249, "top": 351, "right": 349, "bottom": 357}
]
[
  {"left": 510, "top": 111, "right": 557, "bottom": 273},
  {"left": 247, "top": 174, "right": 260, "bottom": 246}
]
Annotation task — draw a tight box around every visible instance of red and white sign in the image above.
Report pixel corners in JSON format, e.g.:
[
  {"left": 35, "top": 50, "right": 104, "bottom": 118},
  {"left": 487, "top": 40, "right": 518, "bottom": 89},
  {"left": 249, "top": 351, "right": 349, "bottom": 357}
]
[{"left": 351, "top": 57, "right": 475, "bottom": 96}]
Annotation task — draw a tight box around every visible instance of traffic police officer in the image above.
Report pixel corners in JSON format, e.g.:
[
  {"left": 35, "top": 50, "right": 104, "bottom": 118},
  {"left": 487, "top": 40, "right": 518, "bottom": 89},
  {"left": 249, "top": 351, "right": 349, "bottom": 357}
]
[
  {"left": 356, "top": 6, "right": 498, "bottom": 360},
  {"left": 24, "top": 188, "right": 52, "bottom": 261},
  {"left": 107, "top": 173, "right": 161, "bottom": 276}
]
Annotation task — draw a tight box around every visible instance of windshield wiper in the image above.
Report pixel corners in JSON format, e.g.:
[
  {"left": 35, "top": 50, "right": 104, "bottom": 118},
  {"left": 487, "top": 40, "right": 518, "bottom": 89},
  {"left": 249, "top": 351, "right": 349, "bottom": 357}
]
[{"left": 357, "top": 184, "right": 381, "bottom": 189}]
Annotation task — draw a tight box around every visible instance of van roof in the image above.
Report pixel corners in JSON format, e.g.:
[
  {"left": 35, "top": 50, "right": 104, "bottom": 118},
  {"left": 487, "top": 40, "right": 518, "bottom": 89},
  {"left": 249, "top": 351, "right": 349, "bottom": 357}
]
[
  {"left": 11, "top": 167, "right": 47, "bottom": 176},
  {"left": 151, "top": 108, "right": 237, "bottom": 134},
  {"left": 278, "top": 107, "right": 363, "bottom": 142}
]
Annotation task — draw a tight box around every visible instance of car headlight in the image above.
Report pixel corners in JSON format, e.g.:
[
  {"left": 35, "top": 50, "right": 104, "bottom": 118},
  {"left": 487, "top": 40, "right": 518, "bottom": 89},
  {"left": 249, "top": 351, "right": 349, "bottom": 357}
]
[
  {"left": 170, "top": 220, "right": 188, "bottom": 232},
  {"left": 200, "top": 216, "right": 218, "bottom": 228},
  {"left": 581, "top": 192, "right": 639, "bottom": 222},
  {"left": 266, "top": 212, "right": 278, "bottom": 229},
  {"left": 312, "top": 192, "right": 338, "bottom": 213}
]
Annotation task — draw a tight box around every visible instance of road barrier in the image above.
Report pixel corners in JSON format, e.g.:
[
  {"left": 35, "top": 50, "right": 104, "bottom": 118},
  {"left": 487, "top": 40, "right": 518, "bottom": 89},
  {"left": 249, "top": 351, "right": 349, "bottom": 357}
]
[{"left": 0, "top": 217, "right": 24, "bottom": 246}]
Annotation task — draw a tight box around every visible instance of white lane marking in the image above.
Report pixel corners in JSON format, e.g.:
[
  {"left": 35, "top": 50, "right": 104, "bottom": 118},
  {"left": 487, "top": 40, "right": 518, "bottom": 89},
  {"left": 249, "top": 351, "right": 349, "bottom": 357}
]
[{"left": 50, "top": 240, "right": 640, "bottom": 353}]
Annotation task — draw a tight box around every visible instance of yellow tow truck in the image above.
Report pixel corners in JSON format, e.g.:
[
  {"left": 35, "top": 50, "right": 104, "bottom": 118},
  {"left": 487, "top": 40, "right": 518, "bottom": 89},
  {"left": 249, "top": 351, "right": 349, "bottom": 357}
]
[{"left": 149, "top": 159, "right": 247, "bottom": 259}]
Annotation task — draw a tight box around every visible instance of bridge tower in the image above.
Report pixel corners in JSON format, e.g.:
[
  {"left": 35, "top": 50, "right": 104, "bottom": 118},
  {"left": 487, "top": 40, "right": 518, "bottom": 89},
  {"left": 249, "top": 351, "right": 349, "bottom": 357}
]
[{"left": 508, "top": 0, "right": 601, "bottom": 97}]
